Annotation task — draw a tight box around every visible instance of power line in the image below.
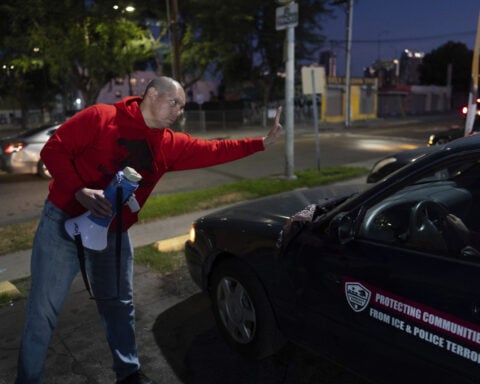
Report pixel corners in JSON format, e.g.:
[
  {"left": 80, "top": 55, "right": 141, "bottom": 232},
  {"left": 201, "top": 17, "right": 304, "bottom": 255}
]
[{"left": 329, "top": 30, "right": 476, "bottom": 45}]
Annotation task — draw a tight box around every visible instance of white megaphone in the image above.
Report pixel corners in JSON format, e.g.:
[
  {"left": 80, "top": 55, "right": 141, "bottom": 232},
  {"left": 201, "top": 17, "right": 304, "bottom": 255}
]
[{"left": 64, "top": 167, "right": 142, "bottom": 251}]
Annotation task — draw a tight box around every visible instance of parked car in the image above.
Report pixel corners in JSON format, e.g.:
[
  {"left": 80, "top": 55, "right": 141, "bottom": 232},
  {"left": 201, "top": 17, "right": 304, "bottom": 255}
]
[
  {"left": 366, "top": 145, "right": 439, "bottom": 183},
  {"left": 186, "top": 134, "right": 480, "bottom": 384},
  {"left": 0, "top": 123, "right": 60, "bottom": 178}
]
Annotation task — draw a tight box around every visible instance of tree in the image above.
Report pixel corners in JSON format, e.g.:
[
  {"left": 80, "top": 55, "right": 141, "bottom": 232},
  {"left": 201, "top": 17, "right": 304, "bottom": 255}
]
[
  {"left": 419, "top": 41, "right": 472, "bottom": 94},
  {"left": 172, "top": 0, "right": 334, "bottom": 104},
  {"left": 0, "top": 1, "right": 61, "bottom": 127},
  {"left": 35, "top": 1, "right": 162, "bottom": 106},
  {"left": 1, "top": 0, "right": 335, "bottom": 122},
  {"left": 0, "top": 0, "right": 162, "bottom": 116}
]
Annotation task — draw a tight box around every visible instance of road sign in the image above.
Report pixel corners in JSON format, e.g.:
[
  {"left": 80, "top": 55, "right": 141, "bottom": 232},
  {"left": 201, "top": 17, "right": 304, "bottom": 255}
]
[
  {"left": 301, "top": 66, "right": 325, "bottom": 95},
  {"left": 275, "top": 2, "right": 298, "bottom": 31}
]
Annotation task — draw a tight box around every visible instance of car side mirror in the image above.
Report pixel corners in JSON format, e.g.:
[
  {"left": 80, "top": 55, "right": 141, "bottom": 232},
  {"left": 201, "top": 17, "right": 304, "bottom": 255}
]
[
  {"left": 461, "top": 246, "right": 480, "bottom": 261},
  {"left": 329, "top": 212, "right": 355, "bottom": 245}
]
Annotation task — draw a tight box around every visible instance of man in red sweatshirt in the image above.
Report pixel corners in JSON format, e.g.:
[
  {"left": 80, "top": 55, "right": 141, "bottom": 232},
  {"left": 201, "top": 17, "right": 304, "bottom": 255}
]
[{"left": 15, "top": 76, "right": 282, "bottom": 384}]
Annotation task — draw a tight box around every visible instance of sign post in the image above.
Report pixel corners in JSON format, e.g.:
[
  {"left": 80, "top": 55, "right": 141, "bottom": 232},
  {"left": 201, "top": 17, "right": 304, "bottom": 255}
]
[
  {"left": 302, "top": 66, "right": 325, "bottom": 169},
  {"left": 276, "top": 2, "right": 298, "bottom": 180}
]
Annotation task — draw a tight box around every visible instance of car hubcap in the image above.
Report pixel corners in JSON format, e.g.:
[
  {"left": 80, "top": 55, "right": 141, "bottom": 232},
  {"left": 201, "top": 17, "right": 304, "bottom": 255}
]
[{"left": 216, "top": 277, "right": 256, "bottom": 344}]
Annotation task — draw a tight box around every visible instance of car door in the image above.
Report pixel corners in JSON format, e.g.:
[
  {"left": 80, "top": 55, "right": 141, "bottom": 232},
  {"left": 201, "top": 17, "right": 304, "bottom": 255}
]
[
  {"left": 348, "top": 174, "right": 480, "bottom": 382},
  {"left": 279, "top": 155, "right": 480, "bottom": 383},
  {"left": 347, "top": 238, "right": 480, "bottom": 383}
]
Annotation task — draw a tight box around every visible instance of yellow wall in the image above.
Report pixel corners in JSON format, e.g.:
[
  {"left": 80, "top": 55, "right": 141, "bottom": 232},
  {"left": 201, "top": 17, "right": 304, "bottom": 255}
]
[{"left": 321, "top": 77, "right": 378, "bottom": 123}]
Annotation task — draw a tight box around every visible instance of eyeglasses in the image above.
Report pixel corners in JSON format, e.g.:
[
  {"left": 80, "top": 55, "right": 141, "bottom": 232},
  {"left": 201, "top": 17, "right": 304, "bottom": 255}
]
[{"left": 166, "top": 98, "right": 184, "bottom": 110}]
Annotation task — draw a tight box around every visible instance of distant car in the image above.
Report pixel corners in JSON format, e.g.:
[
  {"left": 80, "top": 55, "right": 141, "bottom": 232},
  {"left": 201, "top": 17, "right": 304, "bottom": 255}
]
[
  {"left": 461, "top": 98, "right": 480, "bottom": 119},
  {"left": 0, "top": 123, "right": 60, "bottom": 178},
  {"left": 186, "top": 134, "right": 480, "bottom": 384},
  {"left": 428, "top": 127, "right": 466, "bottom": 146},
  {"left": 367, "top": 145, "right": 439, "bottom": 183},
  {"left": 428, "top": 100, "right": 480, "bottom": 146}
]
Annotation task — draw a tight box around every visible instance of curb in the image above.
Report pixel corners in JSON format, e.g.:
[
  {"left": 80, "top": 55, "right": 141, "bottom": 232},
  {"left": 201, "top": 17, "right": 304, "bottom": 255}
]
[
  {"left": 0, "top": 281, "right": 21, "bottom": 298},
  {"left": 154, "top": 234, "right": 190, "bottom": 252},
  {"left": 0, "top": 235, "right": 191, "bottom": 299}
]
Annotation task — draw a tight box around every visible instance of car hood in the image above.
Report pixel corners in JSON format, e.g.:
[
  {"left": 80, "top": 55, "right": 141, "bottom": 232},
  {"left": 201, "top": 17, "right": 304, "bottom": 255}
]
[{"left": 197, "top": 183, "right": 366, "bottom": 226}]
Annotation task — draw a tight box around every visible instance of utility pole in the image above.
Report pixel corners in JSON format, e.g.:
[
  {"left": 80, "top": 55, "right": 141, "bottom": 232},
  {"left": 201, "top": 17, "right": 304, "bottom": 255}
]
[
  {"left": 284, "top": 20, "right": 296, "bottom": 179},
  {"left": 166, "top": 0, "right": 181, "bottom": 83},
  {"left": 345, "top": 0, "right": 353, "bottom": 129},
  {"left": 276, "top": 1, "right": 298, "bottom": 180}
]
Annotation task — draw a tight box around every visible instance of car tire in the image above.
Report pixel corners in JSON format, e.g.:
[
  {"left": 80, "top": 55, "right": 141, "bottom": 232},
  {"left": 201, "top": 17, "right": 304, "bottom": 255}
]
[
  {"left": 209, "top": 258, "right": 286, "bottom": 359},
  {"left": 37, "top": 160, "right": 51, "bottom": 179}
]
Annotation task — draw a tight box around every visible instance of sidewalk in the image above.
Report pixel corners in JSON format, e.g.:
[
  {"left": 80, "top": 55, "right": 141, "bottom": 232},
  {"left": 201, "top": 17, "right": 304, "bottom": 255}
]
[{"left": 0, "top": 207, "right": 222, "bottom": 284}]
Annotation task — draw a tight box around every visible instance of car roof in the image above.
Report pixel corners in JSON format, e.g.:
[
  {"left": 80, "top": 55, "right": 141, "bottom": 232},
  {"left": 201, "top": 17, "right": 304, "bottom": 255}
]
[{"left": 2, "top": 123, "right": 62, "bottom": 142}]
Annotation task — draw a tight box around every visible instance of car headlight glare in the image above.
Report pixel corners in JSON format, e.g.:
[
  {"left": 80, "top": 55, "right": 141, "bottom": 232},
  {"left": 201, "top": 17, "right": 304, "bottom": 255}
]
[{"left": 189, "top": 225, "right": 196, "bottom": 243}]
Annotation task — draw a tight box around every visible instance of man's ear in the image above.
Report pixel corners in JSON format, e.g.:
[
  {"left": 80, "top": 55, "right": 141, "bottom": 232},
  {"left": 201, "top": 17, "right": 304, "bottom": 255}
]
[{"left": 147, "top": 87, "right": 158, "bottom": 100}]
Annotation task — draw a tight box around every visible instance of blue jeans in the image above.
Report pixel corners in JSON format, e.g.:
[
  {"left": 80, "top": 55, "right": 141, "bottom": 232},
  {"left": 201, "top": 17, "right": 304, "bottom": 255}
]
[{"left": 16, "top": 200, "right": 140, "bottom": 383}]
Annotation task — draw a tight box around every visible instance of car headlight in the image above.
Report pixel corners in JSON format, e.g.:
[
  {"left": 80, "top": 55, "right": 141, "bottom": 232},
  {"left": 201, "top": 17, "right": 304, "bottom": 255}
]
[
  {"left": 189, "top": 225, "right": 196, "bottom": 243},
  {"left": 428, "top": 134, "right": 436, "bottom": 146}
]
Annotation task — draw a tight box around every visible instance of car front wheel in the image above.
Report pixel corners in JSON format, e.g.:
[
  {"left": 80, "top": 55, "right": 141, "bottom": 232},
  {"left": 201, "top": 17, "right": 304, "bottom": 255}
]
[
  {"left": 37, "top": 160, "right": 51, "bottom": 179},
  {"left": 210, "top": 258, "right": 286, "bottom": 359}
]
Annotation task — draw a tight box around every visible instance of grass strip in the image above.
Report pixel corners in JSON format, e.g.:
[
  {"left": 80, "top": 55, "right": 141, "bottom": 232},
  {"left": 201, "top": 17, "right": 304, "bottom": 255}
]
[{"left": 0, "top": 166, "right": 368, "bottom": 256}]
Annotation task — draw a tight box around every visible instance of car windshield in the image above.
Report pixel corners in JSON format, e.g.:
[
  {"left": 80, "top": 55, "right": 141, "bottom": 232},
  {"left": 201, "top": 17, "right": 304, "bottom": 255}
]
[{"left": 413, "top": 158, "right": 480, "bottom": 184}]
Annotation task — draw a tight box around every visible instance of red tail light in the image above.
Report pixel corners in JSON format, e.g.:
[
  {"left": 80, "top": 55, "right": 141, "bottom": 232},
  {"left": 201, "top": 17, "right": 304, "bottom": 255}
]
[{"left": 4, "top": 142, "right": 25, "bottom": 154}]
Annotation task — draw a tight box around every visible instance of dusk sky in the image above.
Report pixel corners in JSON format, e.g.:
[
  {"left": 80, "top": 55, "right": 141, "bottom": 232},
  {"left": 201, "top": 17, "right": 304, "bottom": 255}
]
[{"left": 319, "top": 0, "right": 480, "bottom": 77}]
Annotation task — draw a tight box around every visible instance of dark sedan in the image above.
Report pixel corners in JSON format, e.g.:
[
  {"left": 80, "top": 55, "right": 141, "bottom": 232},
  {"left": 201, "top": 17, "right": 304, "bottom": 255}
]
[
  {"left": 427, "top": 126, "right": 478, "bottom": 146},
  {"left": 186, "top": 134, "right": 480, "bottom": 384}
]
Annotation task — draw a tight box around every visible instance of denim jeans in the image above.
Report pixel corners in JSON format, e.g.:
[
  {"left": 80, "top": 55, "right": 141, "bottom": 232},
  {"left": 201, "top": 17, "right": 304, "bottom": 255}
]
[{"left": 16, "top": 200, "right": 140, "bottom": 383}]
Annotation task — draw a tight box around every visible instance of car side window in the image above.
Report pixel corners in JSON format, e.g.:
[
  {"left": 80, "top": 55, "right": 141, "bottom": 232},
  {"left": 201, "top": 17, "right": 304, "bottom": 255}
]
[{"left": 358, "top": 160, "right": 480, "bottom": 257}]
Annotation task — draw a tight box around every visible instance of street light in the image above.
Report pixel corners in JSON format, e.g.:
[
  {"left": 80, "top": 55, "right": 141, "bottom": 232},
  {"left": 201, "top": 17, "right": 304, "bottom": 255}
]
[{"left": 112, "top": 5, "right": 135, "bottom": 13}]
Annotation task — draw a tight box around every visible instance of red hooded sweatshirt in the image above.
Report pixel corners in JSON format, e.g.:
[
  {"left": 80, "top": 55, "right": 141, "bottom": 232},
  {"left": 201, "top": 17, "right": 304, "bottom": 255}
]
[{"left": 41, "top": 96, "right": 265, "bottom": 230}]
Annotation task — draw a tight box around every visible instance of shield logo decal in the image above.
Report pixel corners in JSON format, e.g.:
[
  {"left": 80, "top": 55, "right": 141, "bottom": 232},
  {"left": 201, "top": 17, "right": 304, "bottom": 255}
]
[{"left": 345, "top": 282, "right": 371, "bottom": 312}]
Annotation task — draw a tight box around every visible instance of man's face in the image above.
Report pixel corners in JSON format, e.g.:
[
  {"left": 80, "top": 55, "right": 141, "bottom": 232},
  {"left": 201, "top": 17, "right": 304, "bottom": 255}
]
[{"left": 149, "top": 86, "right": 186, "bottom": 127}]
